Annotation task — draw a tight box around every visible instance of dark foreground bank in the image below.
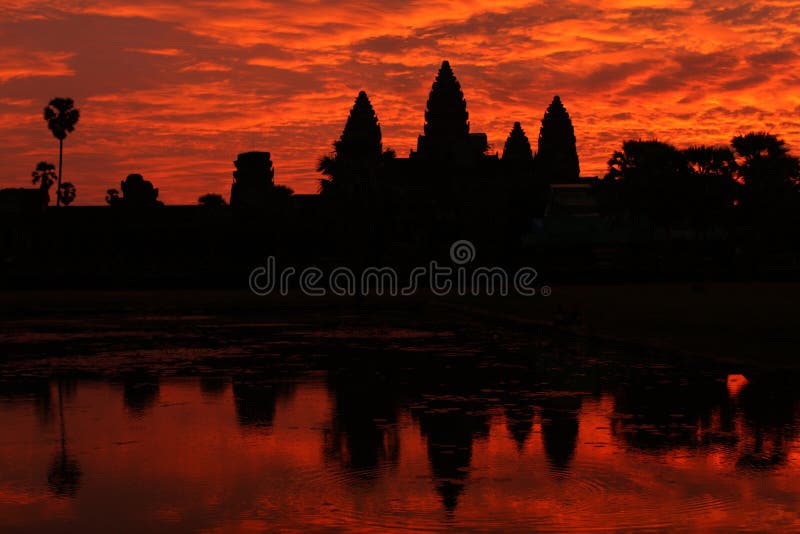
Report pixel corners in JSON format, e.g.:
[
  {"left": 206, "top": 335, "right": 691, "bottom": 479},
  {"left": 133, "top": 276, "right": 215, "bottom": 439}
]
[{"left": 2, "top": 284, "right": 798, "bottom": 368}]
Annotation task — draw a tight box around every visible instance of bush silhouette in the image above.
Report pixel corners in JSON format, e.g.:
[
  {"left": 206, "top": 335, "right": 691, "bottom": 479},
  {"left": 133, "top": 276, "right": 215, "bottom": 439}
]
[{"left": 198, "top": 193, "right": 227, "bottom": 207}]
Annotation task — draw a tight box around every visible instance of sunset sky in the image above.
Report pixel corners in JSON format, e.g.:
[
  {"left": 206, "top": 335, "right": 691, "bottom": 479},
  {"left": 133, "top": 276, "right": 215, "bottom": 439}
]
[{"left": 2, "top": 0, "right": 799, "bottom": 204}]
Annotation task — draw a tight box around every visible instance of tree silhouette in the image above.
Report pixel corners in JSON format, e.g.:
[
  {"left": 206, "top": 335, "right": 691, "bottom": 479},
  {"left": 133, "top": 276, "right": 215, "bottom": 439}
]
[
  {"left": 272, "top": 184, "right": 294, "bottom": 201},
  {"left": 732, "top": 132, "right": 799, "bottom": 221},
  {"left": 109, "top": 173, "right": 163, "bottom": 208},
  {"left": 535, "top": 96, "right": 580, "bottom": 184},
  {"left": 105, "top": 188, "right": 121, "bottom": 206},
  {"left": 198, "top": 193, "right": 227, "bottom": 207},
  {"left": 683, "top": 145, "right": 737, "bottom": 234},
  {"left": 604, "top": 139, "right": 690, "bottom": 230},
  {"left": 58, "top": 182, "right": 76, "bottom": 206},
  {"left": 43, "top": 98, "right": 80, "bottom": 208},
  {"left": 685, "top": 145, "right": 737, "bottom": 178},
  {"left": 31, "top": 161, "right": 57, "bottom": 203}
]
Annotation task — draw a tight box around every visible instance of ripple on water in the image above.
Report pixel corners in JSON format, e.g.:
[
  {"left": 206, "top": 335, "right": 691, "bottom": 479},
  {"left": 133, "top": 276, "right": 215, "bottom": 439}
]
[
  {"left": 275, "top": 462, "right": 456, "bottom": 533},
  {"left": 449, "top": 455, "right": 748, "bottom": 532}
]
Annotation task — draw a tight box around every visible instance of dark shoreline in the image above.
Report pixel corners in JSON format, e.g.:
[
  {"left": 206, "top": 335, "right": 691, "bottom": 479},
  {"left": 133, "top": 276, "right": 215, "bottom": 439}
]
[{"left": 2, "top": 284, "right": 798, "bottom": 371}]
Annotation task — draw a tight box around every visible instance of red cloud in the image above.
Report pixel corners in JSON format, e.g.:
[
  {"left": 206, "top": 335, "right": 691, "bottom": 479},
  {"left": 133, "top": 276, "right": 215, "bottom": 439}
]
[{"left": 1, "top": 1, "right": 798, "bottom": 203}]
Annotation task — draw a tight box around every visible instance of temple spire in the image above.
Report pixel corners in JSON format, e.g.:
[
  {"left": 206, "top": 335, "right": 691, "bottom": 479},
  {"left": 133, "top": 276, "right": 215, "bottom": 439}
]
[
  {"left": 416, "top": 60, "right": 471, "bottom": 159},
  {"left": 503, "top": 122, "right": 533, "bottom": 162},
  {"left": 424, "top": 61, "right": 469, "bottom": 139},
  {"left": 535, "top": 95, "right": 580, "bottom": 183},
  {"left": 337, "top": 90, "right": 383, "bottom": 162},
  {"left": 318, "top": 91, "right": 386, "bottom": 193}
]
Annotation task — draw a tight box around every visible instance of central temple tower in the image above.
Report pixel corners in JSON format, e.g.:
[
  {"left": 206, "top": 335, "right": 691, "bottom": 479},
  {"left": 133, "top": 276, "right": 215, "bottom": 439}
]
[{"left": 415, "top": 61, "right": 486, "bottom": 162}]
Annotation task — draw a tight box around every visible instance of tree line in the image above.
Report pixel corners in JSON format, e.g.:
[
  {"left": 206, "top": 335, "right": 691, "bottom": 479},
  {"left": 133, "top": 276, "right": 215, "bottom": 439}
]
[{"left": 599, "top": 133, "right": 800, "bottom": 237}]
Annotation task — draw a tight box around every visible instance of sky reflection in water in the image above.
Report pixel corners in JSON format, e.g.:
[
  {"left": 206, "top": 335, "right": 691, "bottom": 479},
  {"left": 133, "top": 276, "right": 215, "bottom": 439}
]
[{"left": 0, "top": 318, "right": 798, "bottom": 532}]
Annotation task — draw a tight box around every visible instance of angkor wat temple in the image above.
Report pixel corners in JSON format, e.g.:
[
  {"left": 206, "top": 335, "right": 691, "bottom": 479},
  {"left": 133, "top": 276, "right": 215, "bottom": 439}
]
[
  {"left": 4, "top": 61, "right": 772, "bottom": 288},
  {"left": 226, "top": 61, "right": 597, "bottom": 266},
  {"left": 232, "top": 60, "right": 587, "bottom": 212}
]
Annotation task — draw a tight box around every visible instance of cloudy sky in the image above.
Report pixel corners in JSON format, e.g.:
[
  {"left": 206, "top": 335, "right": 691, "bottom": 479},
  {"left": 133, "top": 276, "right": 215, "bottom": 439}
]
[{"left": 1, "top": 0, "right": 799, "bottom": 204}]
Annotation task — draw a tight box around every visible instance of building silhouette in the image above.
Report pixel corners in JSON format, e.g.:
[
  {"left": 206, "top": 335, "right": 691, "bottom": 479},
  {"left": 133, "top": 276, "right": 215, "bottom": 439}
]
[
  {"left": 503, "top": 122, "right": 534, "bottom": 163},
  {"left": 535, "top": 95, "right": 580, "bottom": 184},
  {"left": 412, "top": 60, "right": 488, "bottom": 163},
  {"left": 230, "top": 151, "right": 275, "bottom": 209}
]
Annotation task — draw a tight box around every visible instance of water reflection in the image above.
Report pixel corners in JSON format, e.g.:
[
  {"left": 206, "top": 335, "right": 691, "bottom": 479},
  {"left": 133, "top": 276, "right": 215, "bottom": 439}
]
[
  {"left": 503, "top": 400, "right": 535, "bottom": 451},
  {"left": 120, "top": 370, "right": 160, "bottom": 418},
  {"left": 541, "top": 396, "right": 582, "bottom": 472},
  {"left": 47, "top": 380, "right": 81, "bottom": 498},
  {"left": 0, "top": 377, "right": 53, "bottom": 424},
  {"left": 232, "top": 376, "right": 295, "bottom": 431},
  {"left": 0, "top": 341, "right": 799, "bottom": 531},
  {"left": 610, "top": 367, "right": 730, "bottom": 451},
  {"left": 199, "top": 377, "right": 228, "bottom": 398},
  {"left": 736, "top": 380, "right": 798, "bottom": 470},
  {"left": 324, "top": 366, "right": 399, "bottom": 478}
]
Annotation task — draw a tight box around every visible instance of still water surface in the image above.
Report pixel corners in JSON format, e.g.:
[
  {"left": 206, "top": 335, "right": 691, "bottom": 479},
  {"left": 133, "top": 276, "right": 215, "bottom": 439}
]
[{"left": 0, "top": 304, "right": 798, "bottom": 532}]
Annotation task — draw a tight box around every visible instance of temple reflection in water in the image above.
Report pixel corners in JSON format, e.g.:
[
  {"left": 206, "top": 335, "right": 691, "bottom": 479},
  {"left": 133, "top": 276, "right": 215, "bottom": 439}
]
[{"left": 1, "top": 346, "right": 798, "bottom": 531}]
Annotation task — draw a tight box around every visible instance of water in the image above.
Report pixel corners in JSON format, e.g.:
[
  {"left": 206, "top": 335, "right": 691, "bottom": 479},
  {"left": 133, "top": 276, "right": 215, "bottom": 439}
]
[{"left": 0, "top": 298, "right": 798, "bottom": 532}]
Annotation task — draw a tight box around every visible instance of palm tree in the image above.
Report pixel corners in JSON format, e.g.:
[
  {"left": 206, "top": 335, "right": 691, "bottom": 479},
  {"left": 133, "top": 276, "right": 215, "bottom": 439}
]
[
  {"left": 44, "top": 98, "right": 80, "bottom": 207},
  {"left": 31, "top": 161, "right": 57, "bottom": 205},
  {"left": 31, "top": 161, "right": 57, "bottom": 190},
  {"left": 58, "top": 182, "right": 77, "bottom": 206}
]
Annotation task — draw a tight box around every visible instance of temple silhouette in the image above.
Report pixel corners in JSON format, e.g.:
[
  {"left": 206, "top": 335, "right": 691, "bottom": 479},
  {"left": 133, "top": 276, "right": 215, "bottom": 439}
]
[
  {"left": 307, "top": 60, "right": 595, "bottom": 267},
  {"left": 233, "top": 60, "right": 585, "bottom": 229},
  {"left": 317, "top": 61, "right": 584, "bottom": 206},
  {"left": 1, "top": 59, "right": 800, "bottom": 287},
  {"left": 412, "top": 60, "right": 488, "bottom": 162}
]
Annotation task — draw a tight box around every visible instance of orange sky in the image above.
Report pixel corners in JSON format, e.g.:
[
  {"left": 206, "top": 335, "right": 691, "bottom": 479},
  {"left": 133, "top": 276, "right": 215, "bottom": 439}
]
[{"left": 1, "top": 0, "right": 800, "bottom": 204}]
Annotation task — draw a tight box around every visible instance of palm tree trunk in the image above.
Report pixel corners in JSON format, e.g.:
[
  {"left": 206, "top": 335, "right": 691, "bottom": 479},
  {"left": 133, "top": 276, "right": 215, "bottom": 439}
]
[
  {"left": 58, "top": 380, "right": 66, "bottom": 453},
  {"left": 57, "top": 138, "right": 63, "bottom": 207}
]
